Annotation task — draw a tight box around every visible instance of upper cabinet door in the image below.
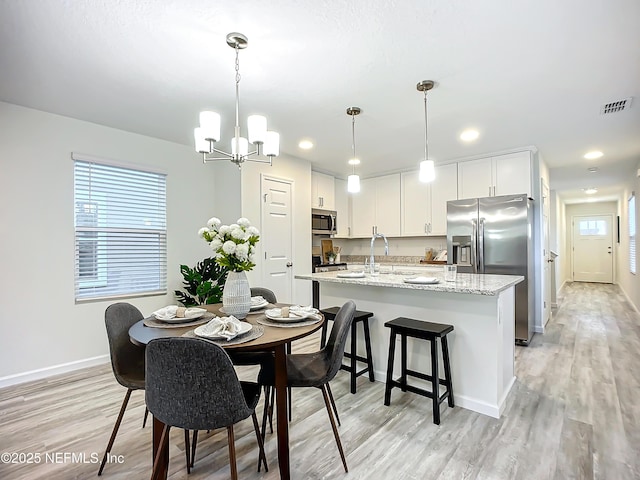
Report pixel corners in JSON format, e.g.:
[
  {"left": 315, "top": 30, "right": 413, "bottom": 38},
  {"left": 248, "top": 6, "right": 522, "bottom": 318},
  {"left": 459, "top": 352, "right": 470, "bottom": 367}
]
[
  {"left": 334, "top": 178, "right": 351, "bottom": 237},
  {"left": 430, "top": 163, "right": 458, "bottom": 235},
  {"left": 401, "top": 171, "right": 430, "bottom": 236},
  {"left": 493, "top": 151, "right": 531, "bottom": 197},
  {"left": 375, "top": 174, "right": 401, "bottom": 236},
  {"left": 458, "top": 158, "right": 493, "bottom": 199},
  {"left": 311, "top": 172, "right": 335, "bottom": 210},
  {"left": 351, "top": 177, "right": 376, "bottom": 237}
]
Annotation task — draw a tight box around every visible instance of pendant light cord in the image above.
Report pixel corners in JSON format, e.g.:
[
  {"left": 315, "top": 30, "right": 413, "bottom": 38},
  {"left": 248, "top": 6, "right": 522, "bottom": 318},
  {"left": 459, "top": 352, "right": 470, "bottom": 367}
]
[
  {"left": 234, "top": 43, "right": 241, "bottom": 154},
  {"left": 351, "top": 113, "right": 357, "bottom": 174},
  {"left": 423, "top": 90, "right": 429, "bottom": 162}
]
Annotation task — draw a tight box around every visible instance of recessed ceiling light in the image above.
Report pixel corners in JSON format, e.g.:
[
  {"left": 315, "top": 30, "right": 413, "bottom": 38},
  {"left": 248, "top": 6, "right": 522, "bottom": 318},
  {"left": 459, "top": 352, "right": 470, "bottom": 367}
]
[
  {"left": 587, "top": 167, "right": 598, "bottom": 173},
  {"left": 584, "top": 150, "right": 603, "bottom": 159},
  {"left": 298, "top": 140, "right": 314, "bottom": 149},
  {"left": 348, "top": 158, "right": 360, "bottom": 165},
  {"left": 460, "top": 129, "right": 479, "bottom": 142},
  {"left": 583, "top": 187, "right": 598, "bottom": 195}
]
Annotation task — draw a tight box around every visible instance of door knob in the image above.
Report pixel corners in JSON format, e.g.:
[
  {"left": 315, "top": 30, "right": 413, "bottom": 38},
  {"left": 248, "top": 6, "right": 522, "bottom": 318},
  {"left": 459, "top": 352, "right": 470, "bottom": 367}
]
[{"left": 286, "top": 262, "right": 293, "bottom": 267}]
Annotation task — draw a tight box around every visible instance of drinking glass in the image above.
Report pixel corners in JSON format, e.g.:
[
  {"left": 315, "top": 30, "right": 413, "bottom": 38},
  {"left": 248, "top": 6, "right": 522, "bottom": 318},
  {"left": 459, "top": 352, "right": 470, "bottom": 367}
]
[{"left": 444, "top": 264, "right": 457, "bottom": 282}]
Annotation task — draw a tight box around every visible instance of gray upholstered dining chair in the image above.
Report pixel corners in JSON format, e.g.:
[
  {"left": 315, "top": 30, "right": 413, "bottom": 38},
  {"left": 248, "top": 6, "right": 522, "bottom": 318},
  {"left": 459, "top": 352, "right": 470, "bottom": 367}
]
[
  {"left": 145, "top": 337, "right": 268, "bottom": 479},
  {"left": 99, "top": 302, "right": 147, "bottom": 475},
  {"left": 259, "top": 300, "right": 356, "bottom": 472},
  {"left": 250, "top": 286, "right": 277, "bottom": 304},
  {"left": 100, "top": 302, "right": 193, "bottom": 476}
]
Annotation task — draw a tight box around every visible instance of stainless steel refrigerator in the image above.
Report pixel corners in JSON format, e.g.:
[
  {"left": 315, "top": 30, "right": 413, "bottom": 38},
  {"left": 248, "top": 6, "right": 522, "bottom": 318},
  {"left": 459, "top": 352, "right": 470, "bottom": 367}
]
[{"left": 446, "top": 194, "right": 534, "bottom": 345}]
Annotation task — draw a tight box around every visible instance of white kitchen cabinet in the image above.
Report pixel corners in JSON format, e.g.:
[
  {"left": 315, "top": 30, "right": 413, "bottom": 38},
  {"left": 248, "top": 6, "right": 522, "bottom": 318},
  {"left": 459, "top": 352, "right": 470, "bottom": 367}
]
[
  {"left": 311, "top": 171, "right": 335, "bottom": 210},
  {"left": 351, "top": 174, "right": 400, "bottom": 237},
  {"left": 458, "top": 151, "right": 531, "bottom": 199},
  {"left": 401, "top": 163, "right": 458, "bottom": 236},
  {"left": 334, "top": 178, "right": 351, "bottom": 237}
]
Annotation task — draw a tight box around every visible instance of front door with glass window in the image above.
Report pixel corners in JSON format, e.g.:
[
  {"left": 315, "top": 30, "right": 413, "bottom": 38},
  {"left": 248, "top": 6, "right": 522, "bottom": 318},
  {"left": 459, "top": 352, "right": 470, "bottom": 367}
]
[{"left": 572, "top": 214, "right": 614, "bottom": 283}]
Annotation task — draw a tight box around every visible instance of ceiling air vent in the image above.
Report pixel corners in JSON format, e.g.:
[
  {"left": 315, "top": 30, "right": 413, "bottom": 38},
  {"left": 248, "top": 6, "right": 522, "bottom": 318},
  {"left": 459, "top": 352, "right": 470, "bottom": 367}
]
[{"left": 600, "top": 97, "right": 633, "bottom": 115}]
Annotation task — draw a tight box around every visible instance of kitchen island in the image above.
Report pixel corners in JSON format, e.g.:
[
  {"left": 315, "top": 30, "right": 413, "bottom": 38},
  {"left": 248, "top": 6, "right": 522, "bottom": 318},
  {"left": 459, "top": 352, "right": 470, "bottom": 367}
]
[{"left": 295, "top": 269, "right": 524, "bottom": 418}]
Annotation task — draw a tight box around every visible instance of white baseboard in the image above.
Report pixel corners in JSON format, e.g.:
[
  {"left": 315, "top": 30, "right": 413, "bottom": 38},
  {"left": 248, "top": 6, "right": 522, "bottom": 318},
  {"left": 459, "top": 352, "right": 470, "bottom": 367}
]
[
  {"left": 534, "top": 326, "right": 544, "bottom": 333},
  {"left": 618, "top": 283, "right": 640, "bottom": 313},
  {"left": 0, "top": 355, "right": 110, "bottom": 389}
]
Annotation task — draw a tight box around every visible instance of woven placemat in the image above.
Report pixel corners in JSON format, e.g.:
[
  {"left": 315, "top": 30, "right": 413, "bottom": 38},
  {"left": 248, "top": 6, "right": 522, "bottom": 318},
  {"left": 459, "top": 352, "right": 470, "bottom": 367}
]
[
  {"left": 181, "top": 324, "right": 265, "bottom": 346},
  {"left": 143, "top": 313, "right": 215, "bottom": 329},
  {"left": 256, "top": 314, "right": 322, "bottom": 328}
]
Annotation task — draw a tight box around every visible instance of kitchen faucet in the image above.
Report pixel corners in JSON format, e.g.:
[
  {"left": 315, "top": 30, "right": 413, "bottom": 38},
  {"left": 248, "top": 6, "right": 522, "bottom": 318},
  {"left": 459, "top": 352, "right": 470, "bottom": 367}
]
[{"left": 369, "top": 233, "right": 389, "bottom": 274}]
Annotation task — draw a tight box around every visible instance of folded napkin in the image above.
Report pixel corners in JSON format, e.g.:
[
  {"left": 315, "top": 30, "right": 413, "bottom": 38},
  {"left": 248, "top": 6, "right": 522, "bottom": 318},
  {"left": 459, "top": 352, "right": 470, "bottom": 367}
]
[
  {"left": 251, "top": 296, "right": 266, "bottom": 306},
  {"left": 200, "top": 316, "right": 243, "bottom": 340},
  {"left": 289, "top": 305, "right": 317, "bottom": 316},
  {"left": 152, "top": 305, "right": 206, "bottom": 320}
]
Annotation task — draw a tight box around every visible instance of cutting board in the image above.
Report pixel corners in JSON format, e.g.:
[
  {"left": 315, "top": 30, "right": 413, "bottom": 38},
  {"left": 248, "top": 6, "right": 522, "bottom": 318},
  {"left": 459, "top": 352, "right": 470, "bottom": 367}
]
[{"left": 321, "top": 239, "right": 334, "bottom": 262}]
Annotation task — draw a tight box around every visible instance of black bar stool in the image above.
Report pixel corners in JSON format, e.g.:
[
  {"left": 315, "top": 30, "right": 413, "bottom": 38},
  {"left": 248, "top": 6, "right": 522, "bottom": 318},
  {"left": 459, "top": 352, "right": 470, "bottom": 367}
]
[
  {"left": 320, "top": 307, "right": 375, "bottom": 394},
  {"left": 383, "top": 317, "right": 454, "bottom": 424}
]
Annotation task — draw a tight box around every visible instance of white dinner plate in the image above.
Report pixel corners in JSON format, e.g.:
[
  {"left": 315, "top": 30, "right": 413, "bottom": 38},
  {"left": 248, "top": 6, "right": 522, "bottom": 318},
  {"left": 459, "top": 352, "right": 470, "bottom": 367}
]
[
  {"left": 403, "top": 276, "right": 440, "bottom": 285},
  {"left": 193, "top": 321, "right": 252, "bottom": 339},
  {"left": 153, "top": 309, "right": 206, "bottom": 323},
  {"left": 336, "top": 271, "right": 365, "bottom": 278},
  {"left": 250, "top": 300, "right": 269, "bottom": 311},
  {"left": 265, "top": 307, "right": 318, "bottom": 323}
]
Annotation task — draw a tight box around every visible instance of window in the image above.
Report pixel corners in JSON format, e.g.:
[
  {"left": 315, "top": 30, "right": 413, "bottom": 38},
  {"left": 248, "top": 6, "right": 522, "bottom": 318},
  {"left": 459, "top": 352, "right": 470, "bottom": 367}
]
[
  {"left": 578, "top": 220, "right": 607, "bottom": 236},
  {"left": 630, "top": 193, "right": 636, "bottom": 275},
  {"left": 73, "top": 154, "right": 167, "bottom": 301}
]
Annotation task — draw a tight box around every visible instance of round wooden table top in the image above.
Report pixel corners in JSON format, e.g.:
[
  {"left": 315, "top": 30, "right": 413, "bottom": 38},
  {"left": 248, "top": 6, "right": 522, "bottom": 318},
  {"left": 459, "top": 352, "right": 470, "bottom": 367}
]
[{"left": 129, "top": 303, "right": 324, "bottom": 350}]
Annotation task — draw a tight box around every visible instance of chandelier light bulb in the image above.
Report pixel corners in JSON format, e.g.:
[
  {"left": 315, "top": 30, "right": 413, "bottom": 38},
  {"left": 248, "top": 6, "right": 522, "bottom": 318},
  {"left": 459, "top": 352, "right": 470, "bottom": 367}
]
[{"left": 419, "top": 160, "right": 436, "bottom": 182}]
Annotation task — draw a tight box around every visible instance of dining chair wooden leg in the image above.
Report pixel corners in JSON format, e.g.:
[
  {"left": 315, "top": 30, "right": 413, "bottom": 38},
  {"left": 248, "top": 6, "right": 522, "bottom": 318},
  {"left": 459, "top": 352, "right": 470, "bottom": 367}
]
[
  {"left": 325, "top": 383, "right": 341, "bottom": 426},
  {"left": 143, "top": 407, "right": 149, "bottom": 428},
  {"left": 190, "top": 430, "right": 198, "bottom": 468},
  {"left": 321, "top": 385, "right": 348, "bottom": 473},
  {"left": 261, "top": 386, "right": 271, "bottom": 440},
  {"left": 286, "top": 342, "right": 292, "bottom": 422},
  {"left": 184, "top": 430, "right": 191, "bottom": 474},
  {"left": 98, "top": 388, "right": 132, "bottom": 475},
  {"left": 227, "top": 425, "right": 238, "bottom": 480},
  {"left": 252, "top": 412, "right": 269, "bottom": 472},
  {"left": 150, "top": 424, "right": 171, "bottom": 480}
]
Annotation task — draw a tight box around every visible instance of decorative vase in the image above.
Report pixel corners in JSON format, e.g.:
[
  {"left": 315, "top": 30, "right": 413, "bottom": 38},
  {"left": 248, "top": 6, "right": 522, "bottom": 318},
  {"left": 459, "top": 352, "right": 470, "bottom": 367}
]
[{"left": 222, "top": 270, "right": 251, "bottom": 319}]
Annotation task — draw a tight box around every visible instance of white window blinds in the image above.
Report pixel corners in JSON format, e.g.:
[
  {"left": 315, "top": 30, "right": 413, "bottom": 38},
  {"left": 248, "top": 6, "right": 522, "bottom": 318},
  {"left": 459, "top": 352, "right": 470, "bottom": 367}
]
[
  {"left": 630, "top": 193, "right": 636, "bottom": 275},
  {"left": 73, "top": 156, "right": 167, "bottom": 301}
]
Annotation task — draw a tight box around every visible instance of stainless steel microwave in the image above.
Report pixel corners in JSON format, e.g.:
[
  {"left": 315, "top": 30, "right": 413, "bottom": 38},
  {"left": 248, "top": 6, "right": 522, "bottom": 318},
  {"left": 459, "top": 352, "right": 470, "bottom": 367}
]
[{"left": 312, "top": 208, "right": 337, "bottom": 235}]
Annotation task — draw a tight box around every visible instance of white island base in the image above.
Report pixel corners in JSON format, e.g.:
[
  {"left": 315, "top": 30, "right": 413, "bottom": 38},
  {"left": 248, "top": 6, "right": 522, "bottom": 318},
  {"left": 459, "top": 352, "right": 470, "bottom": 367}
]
[{"left": 304, "top": 273, "right": 519, "bottom": 418}]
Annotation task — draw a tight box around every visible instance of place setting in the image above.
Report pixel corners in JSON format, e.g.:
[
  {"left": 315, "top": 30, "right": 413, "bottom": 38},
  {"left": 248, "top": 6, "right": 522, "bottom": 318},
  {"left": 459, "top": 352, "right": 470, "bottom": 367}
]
[
  {"left": 143, "top": 305, "right": 215, "bottom": 328},
  {"left": 219, "top": 295, "right": 272, "bottom": 315},
  {"left": 182, "top": 315, "right": 264, "bottom": 346},
  {"left": 257, "top": 305, "right": 322, "bottom": 328}
]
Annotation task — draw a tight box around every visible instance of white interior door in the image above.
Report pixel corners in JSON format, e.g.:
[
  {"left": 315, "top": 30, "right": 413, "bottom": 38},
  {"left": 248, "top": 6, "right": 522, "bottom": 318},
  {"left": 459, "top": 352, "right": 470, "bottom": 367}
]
[
  {"left": 261, "top": 176, "right": 293, "bottom": 302},
  {"left": 572, "top": 214, "right": 614, "bottom": 283},
  {"left": 542, "top": 180, "right": 551, "bottom": 326}
]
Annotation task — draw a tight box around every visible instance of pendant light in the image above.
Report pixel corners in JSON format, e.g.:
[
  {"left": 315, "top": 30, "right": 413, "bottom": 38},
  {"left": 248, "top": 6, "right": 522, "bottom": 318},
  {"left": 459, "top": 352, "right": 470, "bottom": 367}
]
[
  {"left": 347, "top": 107, "right": 361, "bottom": 193},
  {"left": 417, "top": 80, "right": 435, "bottom": 183}
]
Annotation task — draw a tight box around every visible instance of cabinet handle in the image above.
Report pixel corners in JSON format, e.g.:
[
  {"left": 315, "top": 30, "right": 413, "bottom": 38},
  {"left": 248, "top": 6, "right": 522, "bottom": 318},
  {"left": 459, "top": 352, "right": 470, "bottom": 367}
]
[
  {"left": 319, "top": 197, "right": 323, "bottom": 207},
  {"left": 425, "top": 223, "right": 428, "bottom": 234},
  {"left": 489, "top": 186, "right": 492, "bottom": 197},
  {"left": 348, "top": 227, "right": 351, "bottom": 237},
  {"left": 428, "top": 223, "right": 432, "bottom": 234}
]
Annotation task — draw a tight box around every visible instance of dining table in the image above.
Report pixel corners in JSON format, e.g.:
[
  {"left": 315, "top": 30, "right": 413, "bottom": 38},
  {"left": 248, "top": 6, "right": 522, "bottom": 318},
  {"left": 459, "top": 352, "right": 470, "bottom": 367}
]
[{"left": 129, "top": 302, "right": 324, "bottom": 480}]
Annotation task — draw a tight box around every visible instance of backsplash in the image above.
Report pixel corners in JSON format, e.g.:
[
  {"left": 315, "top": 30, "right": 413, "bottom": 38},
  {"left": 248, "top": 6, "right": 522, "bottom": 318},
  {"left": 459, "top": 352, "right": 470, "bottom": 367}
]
[{"left": 342, "top": 255, "right": 428, "bottom": 265}]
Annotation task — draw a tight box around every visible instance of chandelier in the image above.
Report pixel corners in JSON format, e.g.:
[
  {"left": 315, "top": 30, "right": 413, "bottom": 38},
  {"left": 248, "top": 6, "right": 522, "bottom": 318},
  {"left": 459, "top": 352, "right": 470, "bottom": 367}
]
[
  {"left": 417, "top": 80, "right": 435, "bottom": 182},
  {"left": 194, "top": 33, "right": 280, "bottom": 168},
  {"left": 346, "top": 107, "right": 361, "bottom": 193}
]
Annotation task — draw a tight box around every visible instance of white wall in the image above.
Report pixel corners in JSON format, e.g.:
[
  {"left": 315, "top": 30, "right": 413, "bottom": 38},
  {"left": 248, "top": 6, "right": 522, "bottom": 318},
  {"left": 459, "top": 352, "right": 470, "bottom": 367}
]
[
  {"left": 615, "top": 167, "right": 640, "bottom": 311},
  {"left": 240, "top": 156, "right": 312, "bottom": 306},
  {"left": 0, "top": 102, "right": 230, "bottom": 383}
]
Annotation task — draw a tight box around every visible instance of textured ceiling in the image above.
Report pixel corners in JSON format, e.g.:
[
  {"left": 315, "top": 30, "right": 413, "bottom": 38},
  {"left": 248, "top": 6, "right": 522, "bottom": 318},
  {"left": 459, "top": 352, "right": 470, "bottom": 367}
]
[{"left": 1, "top": 0, "right": 638, "bottom": 202}]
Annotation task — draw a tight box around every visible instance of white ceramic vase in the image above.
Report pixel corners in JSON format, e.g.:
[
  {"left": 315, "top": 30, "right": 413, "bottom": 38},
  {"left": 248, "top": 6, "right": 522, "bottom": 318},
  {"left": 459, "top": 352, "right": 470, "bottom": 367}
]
[{"left": 222, "top": 270, "right": 251, "bottom": 319}]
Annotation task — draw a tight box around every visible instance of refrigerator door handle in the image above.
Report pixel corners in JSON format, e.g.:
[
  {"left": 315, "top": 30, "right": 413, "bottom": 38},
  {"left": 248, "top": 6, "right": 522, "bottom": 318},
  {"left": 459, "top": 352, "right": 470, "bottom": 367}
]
[
  {"left": 478, "top": 217, "right": 485, "bottom": 272},
  {"left": 471, "top": 218, "right": 478, "bottom": 273}
]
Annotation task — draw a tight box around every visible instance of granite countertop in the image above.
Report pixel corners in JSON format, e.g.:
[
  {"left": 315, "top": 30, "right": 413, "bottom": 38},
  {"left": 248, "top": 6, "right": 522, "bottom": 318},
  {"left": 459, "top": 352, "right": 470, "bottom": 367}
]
[{"left": 295, "top": 270, "right": 524, "bottom": 296}]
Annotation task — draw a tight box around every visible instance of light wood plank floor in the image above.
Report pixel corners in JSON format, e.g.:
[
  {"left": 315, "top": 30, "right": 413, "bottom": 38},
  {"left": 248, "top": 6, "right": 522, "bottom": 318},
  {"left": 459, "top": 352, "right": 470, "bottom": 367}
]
[{"left": 1, "top": 282, "right": 639, "bottom": 479}]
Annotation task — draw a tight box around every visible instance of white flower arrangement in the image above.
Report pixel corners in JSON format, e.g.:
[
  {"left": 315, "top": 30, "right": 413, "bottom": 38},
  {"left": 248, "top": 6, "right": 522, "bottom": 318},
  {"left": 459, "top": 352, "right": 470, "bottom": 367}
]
[{"left": 199, "top": 217, "right": 260, "bottom": 272}]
